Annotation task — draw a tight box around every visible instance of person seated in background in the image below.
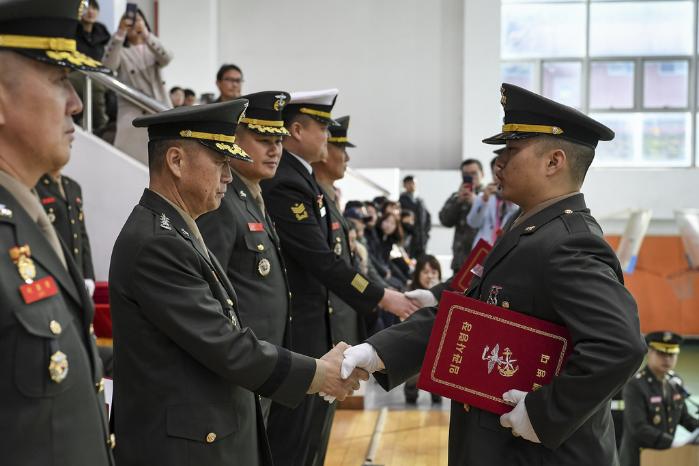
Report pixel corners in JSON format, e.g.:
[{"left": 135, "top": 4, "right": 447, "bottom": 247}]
[
  {"left": 439, "top": 158, "right": 484, "bottom": 275},
  {"left": 183, "top": 88, "right": 197, "bottom": 106},
  {"left": 169, "top": 86, "right": 184, "bottom": 107},
  {"left": 466, "top": 150, "right": 518, "bottom": 247},
  {"left": 403, "top": 254, "right": 443, "bottom": 405},
  {"left": 377, "top": 212, "right": 411, "bottom": 289},
  {"left": 215, "top": 63, "right": 244, "bottom": 102},
  {"left": 620, "top": 331, "right": 699, "bottom": 466}
]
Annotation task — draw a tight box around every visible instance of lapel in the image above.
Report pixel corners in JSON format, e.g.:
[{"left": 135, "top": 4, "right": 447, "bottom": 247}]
[
  {"left": 208, "top": 249, "right": 240, "bottom": 312},
  {"left": 1, "top": 186, "right": 83, "bottom": 307},
  {"left": 321, "top": 187, "right": 349, "bottom": 248},
  {"left": 282, "top": 151, "right": 329, "bottom": 237},
  {"left": 230, "top": 174, "right": 264, "bottom": 224},
  {"left": 479, "top": 193, "right": 589, "bottom": 286}
]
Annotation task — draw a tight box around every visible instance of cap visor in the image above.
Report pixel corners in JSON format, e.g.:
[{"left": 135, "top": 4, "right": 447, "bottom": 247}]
[
  {"left": 16, "top": 49, "right": 111, "bottom": 73},
  {"left": 482, "top": 132, "right": 539, "bottom": 145},
  {"left": 199, "top": 140, "right": 252, "bottom": 163}
]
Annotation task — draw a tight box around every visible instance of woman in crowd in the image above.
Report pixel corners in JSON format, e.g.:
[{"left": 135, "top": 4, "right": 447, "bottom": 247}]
[
  {"left": 102, "top": 8, "right": 173, "bottom": 164},
  {"left": 378, "top": 212, "right": 411, "bottom": 289}
]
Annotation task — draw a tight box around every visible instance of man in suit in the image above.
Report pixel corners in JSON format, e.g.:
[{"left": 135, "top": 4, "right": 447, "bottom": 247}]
[
  {"left": 0, "top": 1, "right": 114, "bottom": 464},
  {"left": 620, "top": 331, "right": 699, "bottom": 466},
  {"left": 261, "top": 89, "right": 418, "bottom": 465},
  {"left": 342, "top": 83, "right": 647, "bottom": 466},
  {"left": 197, "top": 90, "right": 294, "bottom": 423},
  {"left": 109, "top": 100, "right": 367, "bottom": 466}
]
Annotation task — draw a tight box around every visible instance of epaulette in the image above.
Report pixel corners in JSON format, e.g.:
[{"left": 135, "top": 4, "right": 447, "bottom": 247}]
[{"left": 560, "top": 210, "right": 591, "bottom": 234}]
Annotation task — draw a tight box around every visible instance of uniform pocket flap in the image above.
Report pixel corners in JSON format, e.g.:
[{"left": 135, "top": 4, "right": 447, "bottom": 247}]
[
  {"left": 166, "top": 402, "right": 239, "bottom": 443},
  {"left": 13, "top": 300, "right": 74, "bottom": 338},
  {"left": 243, "top": 233, "right": 266, "bottom": 253}
]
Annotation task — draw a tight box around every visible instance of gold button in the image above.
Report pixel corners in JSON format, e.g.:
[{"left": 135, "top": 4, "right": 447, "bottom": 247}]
[
  {"left": 73, "top": 233, "right": 78, "bottom": 239},
  {"left": 96, "top": 378, "right": 105, "bottom": 393},
  {"left": 68, "top": 205, "right": 72, "bottom": 210},
  {"left": 328, "top": 306, "right": 334, "bottom": 314},
  {"left": 257, "top": 244, "right": 264, "bottom": 251},
  {"left": 564, "top": 209, "right": 573, "bottom": 214},
  {"left": 206, "top": 432, "right": 217, "bottom": 443},
  {"left": 74, "top": 248, "right": 79, "bottom": 254},
  {"left": 502, "top": 301, "right": 510, "bottom": 309},
  {"left": 89, "top": 323, "right": 95, "bottom": 334},
  {"left": 226, "top": 299, "right": 233, "bottom": 306},
  {"left": 49, "top": 320, "right": 62, "bottom": 335},
  {"left": 70, "top": 219, "right": 75, "bottom": 224},
  {"left": 108, "top": 433, "right": 116, "bottom": 449}
]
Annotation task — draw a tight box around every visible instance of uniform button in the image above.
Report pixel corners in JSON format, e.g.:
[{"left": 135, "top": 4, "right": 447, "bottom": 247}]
[
  {"left": 564, "top": 209, "right": 573, "bottom": 214},
  {"left": 96, "top": 378, "right": 105, "bottom": 393},
  {"left": 226, "top": 299, "right": 233, "bottom": 306},
  {"left": 43, "top": 179, "right": 50, "bottom": 185},
  {"left": 68, "top": 205, "right": 72, "bottom": 210},
  {"left": 288, "top": 292, "right": 292, "bottom": 299},
  {"left": 206, "top": 432, "right": 217, "bottom": 443},
  {"left": 328, "top": 307, "right": 334, "bottom": 315},
  {"left": 49, "top": 320, "right": 62, "bottom": 335},
  {"left": 89, "top": 324, "right": 95, "bottom": 334},
  {"left": 502, "top": 301, "right": 510, "bottom": 309},
  {"left": 73, "top": 248, "right": 79, "bottom": 255},
  {"left": 70, "top": 219, "right": 75, "bottom": 224},
  {"left": 108, "top": 433, "right": 116, "bottom": 449},
  {"left": 73, "top": 233, "right": 78, "bottom": 239},
  {"left": 257, "top": 244, "right": 264, "bottom": 251},
  {"left": 289, "top": 316, "right": 293, "bottom": 322},
  {"left": 668, "top": 417, "right": 672, "bottom": 422}
]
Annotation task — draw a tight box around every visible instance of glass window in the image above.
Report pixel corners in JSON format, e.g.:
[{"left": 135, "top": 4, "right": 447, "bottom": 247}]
[
  {"left": 589, "top": 1, "right": 693, "bottom": 56},
  {"left": 589, "top": 61, "right": 635, "bottom": 110},
  {"left": 592, "top": 113, "right": 638, "bottom": 165},
  {"left": 501, "top": 63, "right": 537, "bottom": 92},
  {"left": 542, "top": 61, "right": 582, "bottom": 108},
  {"left": 643, "top": 60, "right": 689, "bottom": 109},
  {"left": 501, "top": 3, "right": 586, "bottom": 59}
]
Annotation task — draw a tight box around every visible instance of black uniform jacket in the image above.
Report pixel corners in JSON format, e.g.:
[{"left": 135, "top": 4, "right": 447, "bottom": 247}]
[
  {"left": 198, "top": 173, "right": 291, "bottom": 348},
  {"left": 36, "top": 174, "right": 95, "bottom": 280},
  {"left": 620, "top": 366, "right": 699, "bottom": 466},
  {"left": 323, "top": 188, "right": 366, "bottom": 346},
  {"left": 109, "top": 189, "right": 316, "bottom": 466},
  {"left": 261, "top": 151, "right": 383, "bottom": 358},
  {"left": 367, "top": 194, "right": 646, "bottom": 466},
  {"left": 0, "top": 185, "right": 112, "bottom": 466}
]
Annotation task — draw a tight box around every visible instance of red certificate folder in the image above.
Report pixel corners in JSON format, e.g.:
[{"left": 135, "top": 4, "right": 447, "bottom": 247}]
[
  {"left": 417, "top": 291, "right": 572, "bottom": 415},
  {"left": 450, "top": 239, "right": 492, "bottom": 292}
]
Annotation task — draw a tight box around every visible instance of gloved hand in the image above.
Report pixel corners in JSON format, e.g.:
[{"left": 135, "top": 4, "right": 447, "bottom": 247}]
[
  {"left": 672, "top": 428, "right": 699, "bottom": 447},
  {"left": 84, "top": 279, "right": 96, "bottom": 298},
  {"left": 341, "top": 343, "right": 384, "bottom": 380},
  {"left": 404, "top": 289, "right": 437, "bottom": 308},
  {"left": 499, "top": 389, "right": 541, "bottom": 444}
]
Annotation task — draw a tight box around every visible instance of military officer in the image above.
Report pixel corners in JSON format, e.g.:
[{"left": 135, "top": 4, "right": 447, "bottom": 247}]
[
  {"left": 342, "top": 83, "right": 647, "bottom": 466},
  {"left": 197, "top": 90, "right": 293, "bottom": 422},
  {"left": 36, "top": 172, "right": 96, "bottom": 292},
  {"left": 0, "top": 1, "right": 114, "bottom": 465},
  {"left": 109, "top": 100, "right": 367, "bottom": 466},
  {"left": 620, "top": 331, "right": 699, "bottom": 466},
  {"left": 312, "top": 115, "right": 365, "bottom": 346},
  {"left": 261, "top": 89, "right": 418, "bottom": 466}
]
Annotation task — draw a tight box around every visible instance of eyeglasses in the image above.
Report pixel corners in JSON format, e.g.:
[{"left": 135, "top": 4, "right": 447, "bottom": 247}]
[{"left": 220, "top": 77, "right": 244, "bottom": 84}]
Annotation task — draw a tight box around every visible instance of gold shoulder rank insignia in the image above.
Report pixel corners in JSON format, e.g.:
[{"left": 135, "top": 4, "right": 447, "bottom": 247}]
[{"left": 291, "top": 202, "right": 309, "bottom": 221}]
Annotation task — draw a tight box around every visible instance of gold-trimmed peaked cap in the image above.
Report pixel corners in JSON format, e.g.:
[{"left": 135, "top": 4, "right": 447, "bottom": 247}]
[
  {"left": 483, "top": 83, "right": 614, "bottom": 149},
  {"left": 0, "top": 0, "right": 109, "bottom": 72},
  {"left": 132, "top": 99, "right": 252, "bottom": 162},
  {"left": 284, "top": 88, "right": 340, "bottom": 126},
  {"left": 645, "top": 331, "right": 683, "bottom": 355},
  {"left": 328, "top": 115, "right": 355, "bottom": 148},
  {"left": 238, "top": 91, "right": 291, "bottom": 136}
]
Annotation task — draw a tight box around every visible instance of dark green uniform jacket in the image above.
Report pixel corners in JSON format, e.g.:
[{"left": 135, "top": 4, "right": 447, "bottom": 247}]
[
  {"left": 0, "top": 185, "right": 112, "bottom": 466},
  {"left": 109, "top": 189, "right": 316, "bottom": 466},
  {"left": 620, "top": 366, "right": 699, "bottom": 466},
  {"left": 35, "top": 174, "right": 95, "bottom": 280},
  {"left": 367, "top": 194, "right": 646, "bottom": 466},
  {"left": 198, "top": 173, "right": 291, "bottom": 348}
]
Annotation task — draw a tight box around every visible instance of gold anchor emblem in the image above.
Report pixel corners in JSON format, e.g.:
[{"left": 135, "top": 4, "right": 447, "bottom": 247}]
[{"left": 482, "top": 344, "right": 519, "bottom": 377}]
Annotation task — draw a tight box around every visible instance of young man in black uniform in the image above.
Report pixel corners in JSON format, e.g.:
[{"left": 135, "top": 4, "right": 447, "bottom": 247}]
[
  {"left": 197, "top": 90, "right": 293, "bottom": 422},
  {"left": 342, "top": 83, "right": 648, "bottom": 466},
  {"left": 109, "top": 100, "right": 367, "bottom": 466},
  {"left": 620, "top": 331, "right": 699, "bottom": 466},
  {"left": 0, "top": 1, "right": 114, "bottom": 464}
]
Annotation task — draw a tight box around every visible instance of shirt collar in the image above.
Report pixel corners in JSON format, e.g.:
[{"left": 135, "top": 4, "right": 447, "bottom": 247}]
[
  {"left": 0, "top": 170, "right": 44, "bottom": 223},
  {"left": 230, "top": 167, "right": 261, "bottom": 200},
  {"left": 153, "top": 191, "right": 208, "bottom": 251},
  {"left": 511, "top": 192, "right": 579, "bottom": 229},
  {"left": 288, "top": 151, "right": 313, "bottom": 175}
]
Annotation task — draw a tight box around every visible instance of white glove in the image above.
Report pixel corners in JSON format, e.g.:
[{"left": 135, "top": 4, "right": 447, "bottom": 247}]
[
  {"left": 672, "top": 428, "right": 699, "bottom": 447},
  {"left": 404, "top": 289, "right": 437, "bottom": 308},
  {"left": 84, "top": 279, "right": 96, "bottom": 298},
  {"left": 500, "top": 389, "right": 541, "bottom": 444},
  {"left": 341, "top": 343, "right": 384, "bottom": 379}
]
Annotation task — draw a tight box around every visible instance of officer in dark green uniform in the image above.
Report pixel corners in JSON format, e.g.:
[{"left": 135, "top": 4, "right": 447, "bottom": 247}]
[
  {"left": 620, "top": 331, "right": 699, "bottom": 466},
  {"left": 36, "top": 173, "right": 96, "bottom": 288},
  {"left": 110, "top": 99, "right": 365, "bottom": 466},
  {"left": 342, "top": 83, "right": 647, "bottom": 466},
  {"left": 0, "top": 1, "right": 114, "bottom": 464},
  {"left": 197, "top": 90, "right": 293, "bottom": 422}
]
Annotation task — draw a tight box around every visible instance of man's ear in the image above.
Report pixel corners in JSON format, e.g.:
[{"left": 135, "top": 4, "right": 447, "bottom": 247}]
[
  {"left": 288, "top": 120, "right": 304, "bottom": 141},
  {"left": 545, "top": 147, "right": 567, "bottom": 177},
  {"left": 164, "top": 144, "right": 185, "bottom": 179}
]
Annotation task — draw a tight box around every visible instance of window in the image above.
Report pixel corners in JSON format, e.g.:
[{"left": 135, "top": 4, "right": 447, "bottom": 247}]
[{"left": 501, "top": 0, "right": 697, "bottom": 167}]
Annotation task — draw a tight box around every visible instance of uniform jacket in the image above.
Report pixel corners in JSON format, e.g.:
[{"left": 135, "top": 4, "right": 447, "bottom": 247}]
[
  {"left": 438, "top": 190, "right": 479, "bottom": 273},
  {"left": 261, "top": 151, "right": 383, "bottom": 358},
  {"left": 109, "top": 189, "right": 316, "bottom": 466},
  {"left": 620, "top": 366, "right": 699, "bottom": 466},
  {"left": 35, "top": 174, "right": 95, "bottom": 280},
  {"left": 368, "top": 194, "right": 646, "bottom": 466},
  {"left": 197, "top": 173, "right": 291, "bottom": 348},
  {"left": 0, "top": 185, "right": 112, "bottom": 466}
]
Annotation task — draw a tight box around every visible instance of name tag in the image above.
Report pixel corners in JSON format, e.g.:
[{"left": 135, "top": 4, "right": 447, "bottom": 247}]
[
  {"left": 331, "top": 222, "right": 340, "bottom": 231},
  {"left": 20, "top": 276, "right": 59, "bottom": 304},
  {"left": 248, "top": 222, "right": 264, "bottom": 232},
  {"left": 41, "top": 197, "right": 56, "bottom": 205},
  {"left": 650, "top": 396, "right": 662, "bottom": 404}
]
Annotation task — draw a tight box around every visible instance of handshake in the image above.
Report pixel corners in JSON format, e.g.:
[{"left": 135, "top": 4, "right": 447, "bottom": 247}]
[{"left": 307, "top": 342, "right": 385, "bottom": 403}]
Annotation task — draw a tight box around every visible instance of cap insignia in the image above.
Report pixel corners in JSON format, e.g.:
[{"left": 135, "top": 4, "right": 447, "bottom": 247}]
[
  {"left": 274, "top": 94, "right": 287, "bottom": 111},
  {"left": 500, "top": 86, "right": 507, "bottom": 106}
]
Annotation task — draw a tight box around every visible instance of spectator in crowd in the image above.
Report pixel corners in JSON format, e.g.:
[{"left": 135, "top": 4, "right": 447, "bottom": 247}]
[
  {"left": 199, "top": 92, "right": 216, "bottom": 104},
  {"left": 382, "top": 199, "right": 401, "bottom": 220},
  {"left": 403, "top": 254, "right": 443, "bottom": 404},
  {"left": 169, "top": 86, "right": 184, "bottom": 107},
  {"left": 102, "top": 8, "right": 173, "bottom": 164},
  {"left": 183, "top": 88, "right": 196, "bottom": 106},
  {"left": 439, "top": 158, "right": 484, "bottom": 275},
  {"left": 399, "top": 175, "right": 431, "bottom": 258},
  {"left": 466, "top": 152, "right": 518, "bottom": 247},
  {"left": 378, "top": 212, "right": 411, "bottom": 288},
  {"left": 215, "top": 63, "right": 244, "bottom": 102},
  {"left": 69, "top": 0, "right": 112, "bottom": 132}
]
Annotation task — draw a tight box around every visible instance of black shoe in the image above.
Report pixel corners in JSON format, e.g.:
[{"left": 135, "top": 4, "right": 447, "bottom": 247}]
[
  {"left": 405, "top": 395, "right": 418, "bottom": 404},
  {"left": 431, "top": 394, "right": 442, "bottom": 404}
]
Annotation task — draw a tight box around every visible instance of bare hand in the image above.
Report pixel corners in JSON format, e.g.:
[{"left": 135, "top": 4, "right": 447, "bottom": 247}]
[
  {"left": 118, "top": 16, "right": 134, "bottom": 34},
  {"left": 481, "top": 183, "right": 498, "bottom": 202},
  {"left": 457, "top": 184, "right": 475, "bottom": 203},
  {"left": 315, "top": 342, "right": 369, "bottom": 401},
  {"left": 380, "top": 288, "right": 419, "bottom": 320}
]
